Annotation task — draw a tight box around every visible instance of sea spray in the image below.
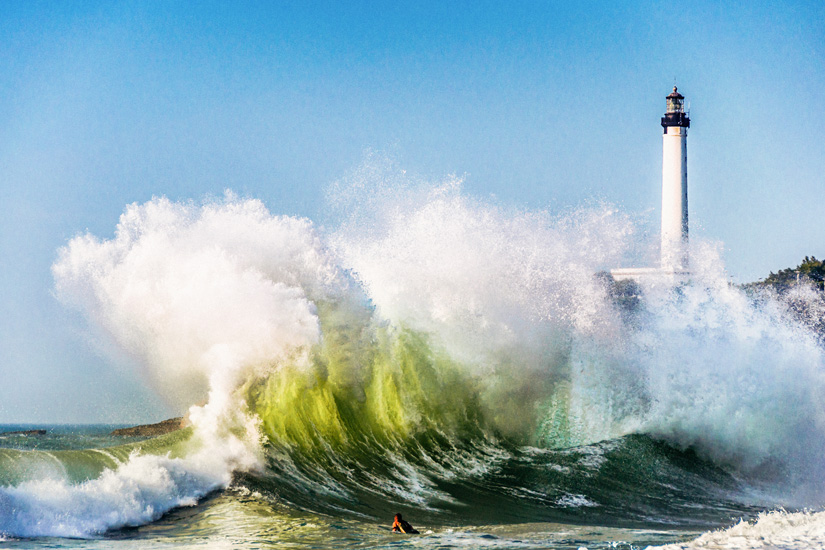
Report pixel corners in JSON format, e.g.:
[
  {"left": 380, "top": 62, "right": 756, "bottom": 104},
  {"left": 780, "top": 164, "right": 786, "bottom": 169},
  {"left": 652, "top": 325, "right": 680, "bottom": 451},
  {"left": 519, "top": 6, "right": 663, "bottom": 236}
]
[
  {"left": 328, "top": 165, "right": 825, "bottom": 504},
  {"left": 328, "top": 167, "right": 646, "bottom": 443},
  {"left": 4, "top": 165, "right": 822, "bottom": 538},
  {"left": 626, "top": 252, "right": 825, "bottom": 492},
  {"left": 58, "top": 185, "right": 825, "bottom": 468},
  {"left": 329, "top": 169, "right": 636, "bottom": 369},
  {"left": 52, "top": 194, "right": 336, "bottom": 408},
  {"left": 23, "top": 194, "right": 340, "bottom": 537}
]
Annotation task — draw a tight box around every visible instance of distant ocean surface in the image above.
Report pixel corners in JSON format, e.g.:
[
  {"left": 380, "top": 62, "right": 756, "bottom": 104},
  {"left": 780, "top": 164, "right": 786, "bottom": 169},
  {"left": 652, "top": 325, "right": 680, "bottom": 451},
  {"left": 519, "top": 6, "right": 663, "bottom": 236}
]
[{"left": 5, "top": 185, "right": 825, "bottom": 548}]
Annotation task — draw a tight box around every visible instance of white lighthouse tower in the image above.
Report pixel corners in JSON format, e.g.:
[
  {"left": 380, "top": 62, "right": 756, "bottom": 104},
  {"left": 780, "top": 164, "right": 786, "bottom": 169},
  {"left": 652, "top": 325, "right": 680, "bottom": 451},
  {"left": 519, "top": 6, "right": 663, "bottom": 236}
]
[
  {"left": 610, "top": 87, "right": 691, "bottom": 282},
  {"left": 660, "top": 86, "right": 690, "bottom": 272}
]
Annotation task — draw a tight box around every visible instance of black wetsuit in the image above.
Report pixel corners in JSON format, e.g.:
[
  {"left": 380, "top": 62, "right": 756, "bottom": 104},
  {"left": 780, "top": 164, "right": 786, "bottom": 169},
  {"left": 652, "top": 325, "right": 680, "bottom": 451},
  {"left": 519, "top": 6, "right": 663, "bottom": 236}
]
[{"left": 392, "top": 519, "right": 419, "bottom": 534}]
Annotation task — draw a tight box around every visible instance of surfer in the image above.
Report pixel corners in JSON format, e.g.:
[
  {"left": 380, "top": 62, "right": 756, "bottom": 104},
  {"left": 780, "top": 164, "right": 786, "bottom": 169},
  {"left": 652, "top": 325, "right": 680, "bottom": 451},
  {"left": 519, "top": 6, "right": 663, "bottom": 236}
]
[{"left": 391, "top": 513, "right": 419, "bottom": 534}]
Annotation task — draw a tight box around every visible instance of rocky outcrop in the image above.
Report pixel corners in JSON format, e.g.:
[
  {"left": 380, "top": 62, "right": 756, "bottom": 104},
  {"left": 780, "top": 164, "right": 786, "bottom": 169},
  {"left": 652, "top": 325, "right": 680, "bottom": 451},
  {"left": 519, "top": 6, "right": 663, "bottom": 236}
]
[
  {"left": 110, "top": 417, "right": 186, "bottom": 437},
  {"left": 0, "top": 429, "right": 47, "bottom": 436}
]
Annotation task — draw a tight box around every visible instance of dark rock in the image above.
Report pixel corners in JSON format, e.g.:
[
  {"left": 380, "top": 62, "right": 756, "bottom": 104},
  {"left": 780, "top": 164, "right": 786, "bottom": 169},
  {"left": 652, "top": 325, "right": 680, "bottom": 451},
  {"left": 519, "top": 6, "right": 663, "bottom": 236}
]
[
  {"left": 110, "top": 417, "right": 185, "bottom": 437},
  {"left": 0, "top": 429, "right": 47, "bottom": 436}
]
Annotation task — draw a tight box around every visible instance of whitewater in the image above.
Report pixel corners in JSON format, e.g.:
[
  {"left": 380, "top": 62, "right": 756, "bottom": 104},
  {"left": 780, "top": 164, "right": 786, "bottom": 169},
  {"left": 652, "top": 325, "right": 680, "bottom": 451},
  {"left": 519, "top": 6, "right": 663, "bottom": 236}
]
[{"left": 1, "top": 164, "right": 824, "bottom": 549}]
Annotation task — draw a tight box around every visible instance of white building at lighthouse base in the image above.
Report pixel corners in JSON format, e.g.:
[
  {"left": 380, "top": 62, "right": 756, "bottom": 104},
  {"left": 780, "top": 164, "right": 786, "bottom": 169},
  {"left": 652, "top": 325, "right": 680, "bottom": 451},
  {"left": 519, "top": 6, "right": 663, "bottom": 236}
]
[{"left": 609, "top": 266, "right": 690, "bottom": 283}]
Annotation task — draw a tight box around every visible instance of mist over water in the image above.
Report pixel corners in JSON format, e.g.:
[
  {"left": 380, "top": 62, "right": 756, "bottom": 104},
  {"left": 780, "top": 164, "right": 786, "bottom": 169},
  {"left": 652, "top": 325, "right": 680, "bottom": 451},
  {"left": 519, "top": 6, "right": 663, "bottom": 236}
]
[{"left": 1, "top": 161, "right": 824, "bottom": 542}]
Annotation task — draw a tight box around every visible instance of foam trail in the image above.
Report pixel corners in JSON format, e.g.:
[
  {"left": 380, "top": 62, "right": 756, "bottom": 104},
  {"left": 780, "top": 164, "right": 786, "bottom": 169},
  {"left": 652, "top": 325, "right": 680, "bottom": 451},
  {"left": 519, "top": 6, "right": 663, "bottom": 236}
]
[{"left": 0, "top": 437, "right": 255, "bottom": 538}]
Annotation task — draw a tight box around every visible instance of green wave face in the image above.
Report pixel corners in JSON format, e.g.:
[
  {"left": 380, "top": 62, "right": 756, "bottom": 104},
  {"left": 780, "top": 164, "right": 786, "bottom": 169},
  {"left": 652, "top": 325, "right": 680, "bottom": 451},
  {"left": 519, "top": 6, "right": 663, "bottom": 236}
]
[
  {"left": 242, "top": 296, "right": 578, "bottom": 459},
  {"left": 241, "top": 297, "right": 639, "bottom": 479},
  {"left": 246, "top": 303, "right": 490, "bottom": 454}
]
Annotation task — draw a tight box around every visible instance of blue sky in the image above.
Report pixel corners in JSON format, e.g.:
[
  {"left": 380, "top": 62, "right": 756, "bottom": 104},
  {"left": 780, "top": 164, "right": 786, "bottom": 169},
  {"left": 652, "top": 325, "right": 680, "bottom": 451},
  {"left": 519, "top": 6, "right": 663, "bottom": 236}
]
[{"left": 1, "top": 1, "right": 823, "bottom": 422}]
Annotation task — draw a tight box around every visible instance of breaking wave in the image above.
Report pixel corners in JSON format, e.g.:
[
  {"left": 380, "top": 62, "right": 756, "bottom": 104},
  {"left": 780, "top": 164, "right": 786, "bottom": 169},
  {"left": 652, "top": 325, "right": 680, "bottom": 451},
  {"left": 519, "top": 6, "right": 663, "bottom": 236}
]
[{"left": 1, "top": 162, "right": 823, "bottom": 539}]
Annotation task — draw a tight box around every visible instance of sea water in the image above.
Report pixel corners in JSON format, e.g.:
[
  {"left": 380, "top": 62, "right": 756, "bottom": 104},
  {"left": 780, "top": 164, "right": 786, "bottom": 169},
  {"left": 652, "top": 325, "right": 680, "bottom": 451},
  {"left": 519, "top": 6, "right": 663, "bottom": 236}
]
[
  {"left": 2, "top": 164, "right": 824, "bottom": 549},
  {"left": 0, "top": 425, "right": 737, "bottom": 549},
  {"left": 0, "top": 426, "right": 819, "bottom": 549}
]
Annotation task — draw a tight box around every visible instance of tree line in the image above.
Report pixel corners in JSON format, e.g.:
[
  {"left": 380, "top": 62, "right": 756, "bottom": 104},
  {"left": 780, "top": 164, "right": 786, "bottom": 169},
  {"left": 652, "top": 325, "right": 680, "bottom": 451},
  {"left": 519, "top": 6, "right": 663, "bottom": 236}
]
[{"left": 745, "top": 256, "right": 825, "bottom": 292}]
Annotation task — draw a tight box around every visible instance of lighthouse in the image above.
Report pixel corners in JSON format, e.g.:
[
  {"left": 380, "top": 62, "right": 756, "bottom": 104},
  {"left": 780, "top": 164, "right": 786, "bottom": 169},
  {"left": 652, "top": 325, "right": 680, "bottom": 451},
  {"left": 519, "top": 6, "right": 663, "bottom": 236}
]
[
  {"left": 660, "top": 86, "right": 690, "bottom": 272},
  {"left": 609, "top": 87, "right": 692, "bottom": 282}
]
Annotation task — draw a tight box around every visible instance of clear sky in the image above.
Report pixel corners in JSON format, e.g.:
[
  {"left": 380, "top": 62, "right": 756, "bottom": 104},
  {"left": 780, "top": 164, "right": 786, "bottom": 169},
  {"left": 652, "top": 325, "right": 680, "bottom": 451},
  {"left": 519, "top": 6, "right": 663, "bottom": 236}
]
[{"left": 1, "top": 1, "right": 823, "bottom": 423}]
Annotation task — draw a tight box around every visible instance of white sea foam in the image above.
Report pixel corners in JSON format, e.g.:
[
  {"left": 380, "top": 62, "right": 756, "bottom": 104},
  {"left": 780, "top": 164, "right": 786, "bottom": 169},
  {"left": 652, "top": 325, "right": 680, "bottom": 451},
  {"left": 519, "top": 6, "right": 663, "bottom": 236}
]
[
  {"left": 634, "top": 261, "right": 825, "bottom": 490},
  {"left": 0, "top": 396, "right": 262, "bottom": 538},
  {"left": 555, "top": 493, "right": 598, "bottom": 508},
  {"left": 650, "top": 510, "right": 825, "bottom": 549}
]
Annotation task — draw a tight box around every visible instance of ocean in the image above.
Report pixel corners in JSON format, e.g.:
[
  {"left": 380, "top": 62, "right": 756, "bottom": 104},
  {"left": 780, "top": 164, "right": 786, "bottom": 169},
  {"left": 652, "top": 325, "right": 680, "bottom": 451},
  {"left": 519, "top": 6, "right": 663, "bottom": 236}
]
[
  {"left": 0, "top": 424, "right": 820, "bottom": 549},
  {"left": 2, "top": 175, "right": 824, "bottom": 548}
]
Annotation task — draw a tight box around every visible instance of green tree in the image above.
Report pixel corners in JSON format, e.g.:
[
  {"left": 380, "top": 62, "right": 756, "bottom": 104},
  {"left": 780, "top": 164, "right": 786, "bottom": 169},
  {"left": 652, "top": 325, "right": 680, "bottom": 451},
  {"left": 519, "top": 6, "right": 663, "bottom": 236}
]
[{"left": 749, "top": 256, "right": 825, "bottom": 292}]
